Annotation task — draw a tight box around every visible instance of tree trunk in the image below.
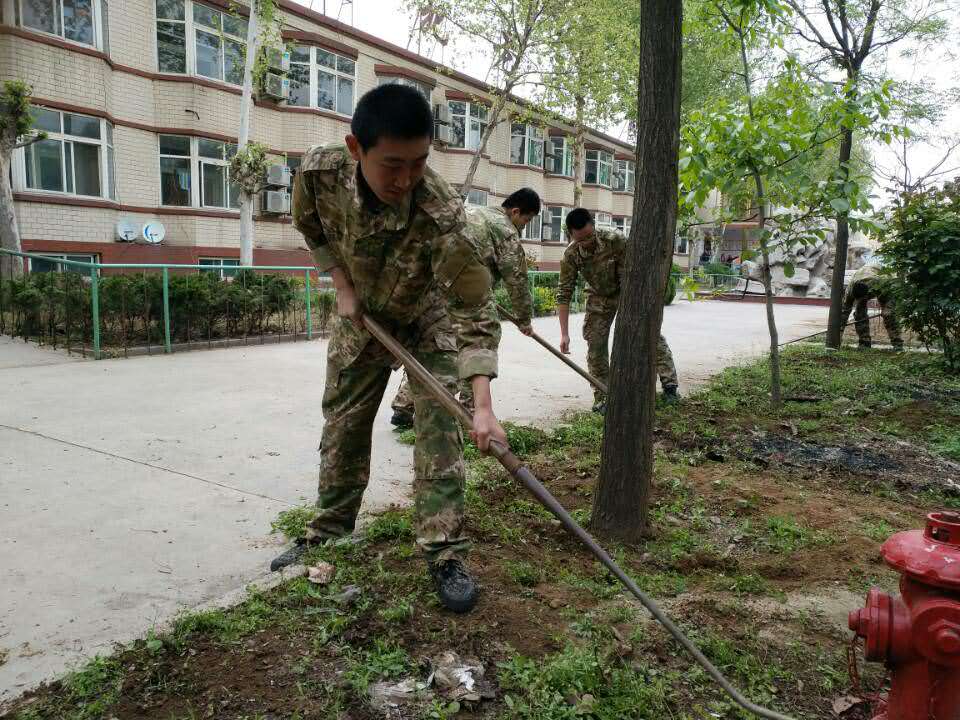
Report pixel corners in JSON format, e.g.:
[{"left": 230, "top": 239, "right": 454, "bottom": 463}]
[
  {"left": 238, "top": 3, "right": 260, "bottom": 267},
  {"left": 460, "top": 89, "right": 511, "bottom": 198},
  {"left": 591, "top": 0, "right": 682, "bottom": 542},
  {"left": 826, "top": 124, "right": 854, "bottom": 348},
  {"left": 573, "top": 97, "right": 585, "bottom": 208},
  {"left": 753, "top": 192, "right": 782, "bottom": 409},
  {"left": 0, "top": 145, "right": 25, "bottom": 278}
]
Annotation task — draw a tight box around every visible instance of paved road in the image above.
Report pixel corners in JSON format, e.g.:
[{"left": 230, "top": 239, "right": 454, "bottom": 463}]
[{"left": 0, "top": 300, "right": 827, "bottom": 701}]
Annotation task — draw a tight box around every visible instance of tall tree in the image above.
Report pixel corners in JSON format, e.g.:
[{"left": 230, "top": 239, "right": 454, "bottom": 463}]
[
  {"left": 783, "top": 0, "right": 949, "bottom": 348},
  {"left": 591, "top": 0, "right": 683, "bottom": 541},
  {"left": 404, "top": 0, "right": 567, "bottom": 197},
  {"left": 0, "top": 82, "right": 45, "bottom": 278}
]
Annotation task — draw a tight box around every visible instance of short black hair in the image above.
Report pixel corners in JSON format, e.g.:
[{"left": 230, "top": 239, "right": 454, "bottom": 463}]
[
  {"left": 502, "top": 187, "right": 541, "bottom": 215},
  {"left": 350, "top": 84, "right": 434, "bottom": 151},
  {"left": 566, "top": 208, "right": 593, "bottom": 231}
]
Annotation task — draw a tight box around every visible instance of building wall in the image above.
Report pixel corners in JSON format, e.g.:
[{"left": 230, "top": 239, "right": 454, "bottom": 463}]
[{"left": 2, "top": 0, "right": 636, "bottom": 268}]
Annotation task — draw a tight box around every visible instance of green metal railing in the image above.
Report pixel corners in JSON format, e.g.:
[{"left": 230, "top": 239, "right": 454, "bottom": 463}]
[{"left": 0, "top": 250, "right": 335, "bottom": 359}]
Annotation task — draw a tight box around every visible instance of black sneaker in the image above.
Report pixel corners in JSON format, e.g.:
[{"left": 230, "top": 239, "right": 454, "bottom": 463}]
[
  {"left": 429, "top": 559, "right": 478, "bottom": 613},
  {"left": 858, "top": 341, "right": 872, "bottom": 349},
  {"left": 663, "top": 385, "right": 681, "bottom": 404},
  {"left": 391, "top": 410, "right": 414, "bottom": 429},
  {"left": 270, "top": 540, "right": 309, "bottom": 572}
]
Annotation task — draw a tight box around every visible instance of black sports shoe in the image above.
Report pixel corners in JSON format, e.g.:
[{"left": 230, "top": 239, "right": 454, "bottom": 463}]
[
  {"left": 662, "top": 384, "right": 681, "bottom": 404},
  {"left": 270, "top": 540, "right": 309, "bottom": 572},
  {"left": 858, "top": 340, "right": 872, "bottom": 348},
  {"left": 391, "top": 410, "right": 414, "bottom": 429},
  {"left": 429, "top": 559, "right": 478, "bottom": 613}
]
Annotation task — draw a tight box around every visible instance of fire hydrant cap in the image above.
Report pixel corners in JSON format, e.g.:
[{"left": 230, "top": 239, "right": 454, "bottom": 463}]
[{"left": 882, "top": 512, "right": 960, "bottom": 591}]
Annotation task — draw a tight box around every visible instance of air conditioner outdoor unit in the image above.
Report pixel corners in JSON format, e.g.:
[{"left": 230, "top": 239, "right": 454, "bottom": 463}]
[
  {"left": 261, "top": 72, "right": 290, "bottom": 102},
  {"left": 433, "top": 103, "right": 451, "bottom": 125},
  {"left": 261, "top": 190, "right": 291, "bottom": 215},
  {"left": 265, "top": 47, "right": 291, "bottom": 73},
  {"left": 433, "top": 123, "right": 452, "bottom": 145},
  {"left": 266, "top": 164, "right": 291, "bottom": 188}
]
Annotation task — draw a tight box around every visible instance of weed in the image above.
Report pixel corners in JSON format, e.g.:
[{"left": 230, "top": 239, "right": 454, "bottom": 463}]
[
  {"left": 397, "top": 429, "right": 416, "bottom": 445},
  {"left": 378, "top": 596, "right": 415, "bottom": 623},
  {"left": 862, "top": 517, "right": 898, "bottom": 543},
  {"left": 759, "top": 516, "right": 836, "bottom": 554},
  {"left": 364, "top": 509, "right": 414, "bottom": 542},
  {"left": 170, "top": 589, "right": 275, "bottom": 647},
  {"left": 505, "top": 560, "right": 542, "bottom": 587},
  {"left": 271, "top": 505, "right": 316, "bottom": 540},
  {"left": 345, "top": 640, "right": 411, "bottom": 693}
]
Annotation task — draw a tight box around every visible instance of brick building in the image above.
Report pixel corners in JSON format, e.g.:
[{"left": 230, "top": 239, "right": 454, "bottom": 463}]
[{"left": 0, "top": 0, "right": 637, "bottom": 273}]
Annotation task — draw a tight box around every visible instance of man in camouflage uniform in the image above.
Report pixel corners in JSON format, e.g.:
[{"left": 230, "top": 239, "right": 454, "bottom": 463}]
[
  {"left": 391, "top": 188, "right": 541, "bottom": 426},
  {"left": 273, "top": 85, "right": 507, "bottom": 614},
  {"left": 556, "top": 208, "right": 680, "bottom": 413},
  {"left": 840, "top": 259, "right": 903, "bottom": 349}
]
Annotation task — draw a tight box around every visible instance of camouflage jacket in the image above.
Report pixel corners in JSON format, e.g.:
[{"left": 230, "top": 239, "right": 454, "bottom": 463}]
[
  {"left": 292, "top": 144, "right": 499, "bottom": 379},
  {"left": 465, "top": 205, "right": 533, "bottom": 326},
  {"left": 556, "top": 229, "right": 626, "bottom": 306}
]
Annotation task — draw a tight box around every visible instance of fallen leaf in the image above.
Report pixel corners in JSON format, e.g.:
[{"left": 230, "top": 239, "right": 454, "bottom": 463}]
[
  {"left": 307, "top": 562, "right": 335, "bottom": 585},
  {"left": 832, "top": 694, "right": 866, "bottom": 716}
]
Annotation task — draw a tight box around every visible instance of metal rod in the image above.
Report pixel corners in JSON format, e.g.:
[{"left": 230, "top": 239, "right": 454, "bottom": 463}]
[
  {"left": 89, "top": 265, "right": 101, "bottom": 360},
  {"left": 162, "top": 267, "right": 172, "bottom": 354},
  {"left": 361, "top": 313, "right": 795, "bottom": 720},
  {"left": 779, "top": 314, "right": 881, "bottom": 347},
  {"left": 304, "top": 270, "right": 313, "bottom": 341},
  {"left": 496, "top": 304, "right": 608, "bottom": 395}
]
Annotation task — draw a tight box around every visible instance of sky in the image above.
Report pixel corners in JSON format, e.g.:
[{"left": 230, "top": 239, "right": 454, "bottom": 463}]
[{"left": 293, "top": 0, "right": 960, "bottom": 194}]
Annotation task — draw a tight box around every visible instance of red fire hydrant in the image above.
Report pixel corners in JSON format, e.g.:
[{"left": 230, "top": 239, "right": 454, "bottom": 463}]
[{"left": 848, "top": 511, "right": 960, "bottom": 720}]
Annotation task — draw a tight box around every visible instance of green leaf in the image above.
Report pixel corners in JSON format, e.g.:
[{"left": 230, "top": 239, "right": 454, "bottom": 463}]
[
  {"left": 782, "top": 262, "right": 795, "bottom": 278},
  {"left": 830, "top": 198, "right": 850, "bottom": 213},
  {"left": 678, "top": 155, "right": 691, "bottom": 171}
]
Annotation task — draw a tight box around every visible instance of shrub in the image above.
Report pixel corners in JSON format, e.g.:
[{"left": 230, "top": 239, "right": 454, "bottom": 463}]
[
  {"left": 882, "top": 180, "right": 960, "bottom": 368},
  {"left": 532, "top": 286, "right": 556, "bottom": 316}
]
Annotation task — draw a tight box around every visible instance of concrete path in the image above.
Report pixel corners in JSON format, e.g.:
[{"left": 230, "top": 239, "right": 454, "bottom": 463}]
[{"left": 0, "top": 300, "right": 826, "bottom": 702}]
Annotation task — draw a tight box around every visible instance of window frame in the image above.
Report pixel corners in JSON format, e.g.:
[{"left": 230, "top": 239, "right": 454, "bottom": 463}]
[
  {"left": 465, "top": 189, "right": 488, "bottom": 207},
  {"left": 158, "top": 134, "right": 241, "bottom": 210},
  {"left": 546, "top": 136, "right": 574, "bottom": 177},
  {"left": 448, "top": 100, "right": 489, "bottom": 151},
  {"left": 377, "top": 76, "right": 431, "bottom": 100},
  {"left": 199, "top": 257, "right": 240, "bottom": 279},
  {"left": 287, "top": 43, "right": 356, "bottom": 116},
  {"left": 541, "top": 206, "right": 567, "bottom": 242},
  {"left": 595, "top": 211, "right": 613, "bottom": 229},
  {"left": 585, "top": 149, "right": 613, "bottom": 187},
  {"left": 16, "top": 0, "right": 108, "bottom": 52},
  {"left": 154, "top": 0, "right": 249, "bottom": 88},
  {"left": 613, "top": 158, "right": 635, "bottom": 192},
  {"left": 510, "top": 122, "right": 545, "bottom": 168},
  {"left": 15, "top": 106, "right": 117, "bottom": 201},
  {"left": 613, "top": 217, "right": 632, "bottom": 237},
  {"left": 28, "top": 253, "right": 98, "bottom": 274}
]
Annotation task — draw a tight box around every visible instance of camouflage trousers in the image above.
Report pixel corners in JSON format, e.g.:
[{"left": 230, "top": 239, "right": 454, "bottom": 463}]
[
  {"left": 391, "top": 373, "right": 475, "bottom": 416},
  {"left": 841, "top": 280, "right": 903, "bottom": 348},
  {"left": 308, "top": 340, "right": 469, "bottom": 563},
  {"left": 584, "top": 294, "right": 678, "bottom": 404}
]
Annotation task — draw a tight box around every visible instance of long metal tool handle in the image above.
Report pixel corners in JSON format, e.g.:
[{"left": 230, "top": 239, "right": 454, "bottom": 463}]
[
  {"left": 361, "top": 313, "right": 796, "bottom": 720},
  {"left": 496, "top": 304, "right": 608, "bottom": 395}
]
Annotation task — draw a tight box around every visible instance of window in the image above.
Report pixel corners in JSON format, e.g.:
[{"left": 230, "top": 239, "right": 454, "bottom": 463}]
[
  {"left": 17, "top": 0, "right": 108, "bottom": 51},
  {"left": 613, "top": 217, "right": 631, "bottom": 236},
  {"left": 522, "top": 212, "right": 542, "bottom": 241},
  {"left": 510, "top": 123, "right": 544, "bottom": 168},
  {"left": 595, "top": 212, "right": 613, "bottom": 229},
  {"left": 199, "top": 257, "right": 240, "bottom": 279},
  {"left": 155, "top": 1, "right": 247, "bottom": 86},
  {"left": 20, "top": 107, "right": 116, "bottom": 200},
  {"left": 448, "top": 101, "right": 488, "bottom": 151},
  {"left": 29, "top": 253, "right": 97, "bottom": 274},
  {"left": 585, "top": 149, "right": 613, "bottom": 187},
  {"left": 674, "top": 235, "right": 688, "bottom": 255},
  {"left": 541, "top": 206, "right": 567, "bottom": 242},
  {"left": 159, "top": 134, "right": 240, "bottom": 209},
  {"left": 377, "top": 76, "right": 431, "bottom": 100},
  {"left": 546, "top": 136, "right": 573, "bottom": 176},
  {"left": 613, "top": 159, "right": 635, "bottom": 192},
  {"left": 288, "top": 44, "right": 356, "bottom": 115},
  {"left": 465, "top": 189, "right": 487, "bottom": 206},
  {"left": 286, "top": 155, "right": 302, "bottom": 178}
]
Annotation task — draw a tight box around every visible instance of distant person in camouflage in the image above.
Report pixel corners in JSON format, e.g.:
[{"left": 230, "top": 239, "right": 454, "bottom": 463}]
[
  {"left": 273, "top": 85, "right": 507, "bottom": 614},
  {"left": 556, "top": 208, "right": 680, "bottom": 413},
  {"left": 390, "top": 188, "right": 541, "bottom": 426},
  {"left": 841, "top": 260, "right": 903, "bottom": 349}
]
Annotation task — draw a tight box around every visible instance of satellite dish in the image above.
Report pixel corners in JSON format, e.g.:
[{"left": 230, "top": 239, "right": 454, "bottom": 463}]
[
  {"left": 142, "top": 222, "right": 166, "bottom": 244},
  {"left": 116, "top": 219, "right": 138, "bottom": 242}
]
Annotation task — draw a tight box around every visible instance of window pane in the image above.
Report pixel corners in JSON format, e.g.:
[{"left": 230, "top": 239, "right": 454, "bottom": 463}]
[
  {"left": 107, "top": 146, "right": 116, "bottom": 200},
  {"left": 316, "top": 49, "right": 335, "bottom": 69},
  {"left": 100, "top": 0, "right": 110, "bottom": 53},
  {"left": 22, "top": 0, "right": 59, "bottom": 35},
  {"left": 528, "top": 137, "right": 543, "bottom": 167},
  {"left": 290, "top": 45, "right": 310, "bottom": 63},
  {"left": 195, "top": 29, "right": 223, "bottom": 81},
  {"left": 336, "top": 77, "right": 354, "bottom": 115},
  {"left": 32, "top": 107, "right": 61, "bottom": 133},
  {"left": 63, "top": 112, "right": 101, "bottom": 139},
  {"left": 468, "top": 119, "right": 484, "bottom": 150},
  {"left": 63, "top": 0, "right": 94, "bottom": 45},
  {"left": 317, "top": 71, "right": 335, "bottom": 110},
  {"left": 157, "top": 21, "right": 186, "bottom": 72},
  {"left": 160, "top": 156, "right": 191, "bottom": 205},
  {"left": 511, "top": 134, "right": 525, "bottom": 165},
  {"left": 450, "top": 115, "right": 465, "bottom": 148},
  {"left": 25, "top": 139, "right": 64, "bottom": 192},
  {"left": 222, "top": 14, "right": 247, "bottom": 38},
  {"left": 192, "top": 3, "right": 220, "bottom": 29},
  {"left": 201, "top": 162, "right": 226, "bottom": 207},
  {"left": 71, "top": 142, "right": 101, "bottom": 196},
  {"left": 156, "top": 0, "right": 185, "bottom": 21},
  {"left": 585, "top": 159, "right": 598, "bottom": 184},
  {"left": 229, "top": 178, "right": 241, "bottom": 209},
  {"left": 469, "top": 104, "right": 487, "bottom": 120},
  {"left": 197, "top": 138, "right": 224, "bottom": 159},
  {"left": 288, "top": 62, "right": 310, "bottom": 106},
  {"left": 336, "top": 56, "right": 355, "bottom": 74},
  {"left": 31, "top": 257, "right": 60, "bottom": 273},
  {"left": 224, "top": 38, "right": 245, "bottom": 85},
  {"left": 64, "top": 142, "right": 74, "bottom": 192},
  {"left": 159, "top": 134, "right": 190, "bottom": 156},
  {"left": 448, "top": 101, "right": 465, "bottom": 116}
]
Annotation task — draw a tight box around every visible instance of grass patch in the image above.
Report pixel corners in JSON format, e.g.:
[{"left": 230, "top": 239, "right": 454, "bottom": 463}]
[{"left": 270, "top": 504, "right": 316, "bottom": 540}]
